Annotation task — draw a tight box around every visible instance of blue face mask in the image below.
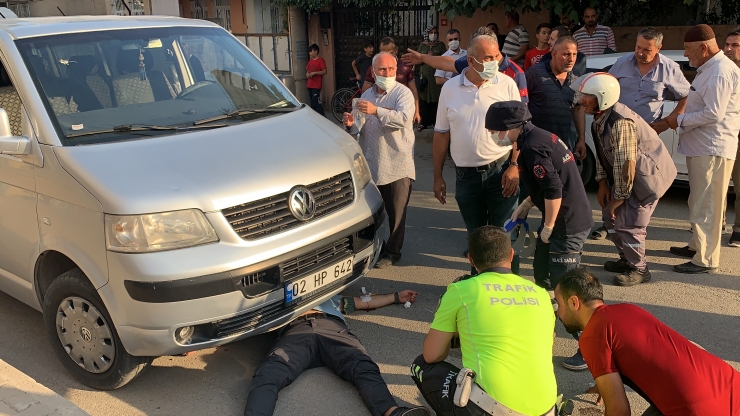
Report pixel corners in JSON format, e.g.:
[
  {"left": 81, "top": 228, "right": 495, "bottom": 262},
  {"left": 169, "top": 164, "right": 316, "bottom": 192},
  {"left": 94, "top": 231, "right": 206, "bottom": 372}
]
[{"left": 472, "top": 56, "right": 499, "bottom": 80}]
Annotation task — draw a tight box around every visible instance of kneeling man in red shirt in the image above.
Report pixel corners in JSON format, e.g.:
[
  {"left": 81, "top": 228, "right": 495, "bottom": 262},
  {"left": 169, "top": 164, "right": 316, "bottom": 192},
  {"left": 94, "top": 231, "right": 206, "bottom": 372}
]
[{"left": 554, "top": 267, "right": 740, "bottom": 416}]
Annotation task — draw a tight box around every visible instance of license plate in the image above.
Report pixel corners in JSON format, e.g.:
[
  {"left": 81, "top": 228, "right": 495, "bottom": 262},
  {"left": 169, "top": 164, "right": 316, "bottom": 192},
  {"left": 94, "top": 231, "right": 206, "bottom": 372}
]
[{"left": 284, "top": 257, "right": 353, "bottom": 304}]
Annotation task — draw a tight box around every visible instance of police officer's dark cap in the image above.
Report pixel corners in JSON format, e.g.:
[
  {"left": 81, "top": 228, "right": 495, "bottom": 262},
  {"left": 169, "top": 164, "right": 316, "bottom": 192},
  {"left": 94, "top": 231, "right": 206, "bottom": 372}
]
[{"left": 485, "top": 101, "right": 532, "bottom": 131}]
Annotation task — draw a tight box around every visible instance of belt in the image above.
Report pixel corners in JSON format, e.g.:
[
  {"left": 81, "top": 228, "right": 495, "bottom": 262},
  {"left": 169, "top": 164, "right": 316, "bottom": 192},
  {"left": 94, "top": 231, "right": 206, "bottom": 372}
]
[
  {"left": 459, "top": 152, "right": 512, "bottom": 172},
  {"left": 468, "top": 383, "right": 556, "bottom": 416},
  {"left": 292, "top": 312, "right": 330, "bottom": 323}
]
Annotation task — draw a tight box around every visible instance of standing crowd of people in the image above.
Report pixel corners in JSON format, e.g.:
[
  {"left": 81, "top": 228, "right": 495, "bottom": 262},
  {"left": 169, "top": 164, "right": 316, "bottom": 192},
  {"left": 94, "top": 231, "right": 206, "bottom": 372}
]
[{"left": 258, "top": 12, "right": 740, "bottom": 416}]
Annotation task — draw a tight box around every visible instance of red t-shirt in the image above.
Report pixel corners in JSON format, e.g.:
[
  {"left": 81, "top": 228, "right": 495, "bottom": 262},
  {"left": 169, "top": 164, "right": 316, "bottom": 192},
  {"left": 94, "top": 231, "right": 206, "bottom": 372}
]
[
  {"left": 580, "top": 304, "right": 740, "bottom": 416},
  {"left": 524, "top": 48, "right": 549, "bottom": 70},
  {"left": 364, "top": 58, "right": 415, "bottom": 86},
  {"left": 306, "top": 57, "right": 326, "bottom": 89}
]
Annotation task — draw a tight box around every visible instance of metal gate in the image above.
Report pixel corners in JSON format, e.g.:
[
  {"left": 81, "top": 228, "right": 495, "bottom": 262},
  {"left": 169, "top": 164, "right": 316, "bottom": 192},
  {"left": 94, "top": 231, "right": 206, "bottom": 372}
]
[{"left": 334, "top": 0, "right": 434, "bottom": 89}]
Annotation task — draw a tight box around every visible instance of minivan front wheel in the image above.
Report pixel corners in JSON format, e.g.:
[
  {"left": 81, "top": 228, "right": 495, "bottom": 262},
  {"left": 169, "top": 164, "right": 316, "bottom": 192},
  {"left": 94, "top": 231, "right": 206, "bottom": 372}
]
[{"left": 43, "top": 268, "right": 152, "bottom": 390}]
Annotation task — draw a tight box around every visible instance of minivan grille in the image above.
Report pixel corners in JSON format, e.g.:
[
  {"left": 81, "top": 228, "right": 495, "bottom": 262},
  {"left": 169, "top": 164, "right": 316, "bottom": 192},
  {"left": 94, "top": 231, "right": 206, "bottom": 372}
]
[
  {"left": 282, "top": 238, "right": 352, "bottom": 281},
  {"left": 222, "top": 172, "right": 355, "bottom": 240}
]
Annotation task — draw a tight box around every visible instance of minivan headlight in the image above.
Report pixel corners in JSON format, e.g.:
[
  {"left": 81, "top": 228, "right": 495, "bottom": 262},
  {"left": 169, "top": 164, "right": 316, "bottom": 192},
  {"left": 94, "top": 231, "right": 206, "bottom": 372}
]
[
  {"left": 352, "top": 153, "right": 372, "bottom": 189},
  {"left": 105, "top": 209, "right": 218, "bottom": 253}
]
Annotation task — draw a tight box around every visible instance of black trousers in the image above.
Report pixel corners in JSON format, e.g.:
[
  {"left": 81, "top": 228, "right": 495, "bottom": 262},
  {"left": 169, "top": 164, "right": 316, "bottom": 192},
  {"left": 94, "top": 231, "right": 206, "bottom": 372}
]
[
  {"left": 419, "top": 100, "right": 438, "bottom": 127},
  {"left": 377, "top": 178, "right": 413, "bottom": 257},
  {"left": 410, "top": 355, "right": 488, "bottom": 416},
  {"left": 245, "top": 315, "right": 397, "bottom": 416},
  {"left": 308, "top": 88, "right": 325, "bottom": 116}
]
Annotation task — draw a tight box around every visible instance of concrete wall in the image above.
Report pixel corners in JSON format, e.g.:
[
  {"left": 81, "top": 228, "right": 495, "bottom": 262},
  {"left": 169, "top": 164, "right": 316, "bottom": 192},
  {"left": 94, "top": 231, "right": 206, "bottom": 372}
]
[
  {"left": 449, "top": 7, "right": 551, "bottom": 49},
  {"left": 30, "top": 0, "right": 109, "bottom": 16},
  {"left": 613, "top": 25, "right": 740, "bottom": 52}
]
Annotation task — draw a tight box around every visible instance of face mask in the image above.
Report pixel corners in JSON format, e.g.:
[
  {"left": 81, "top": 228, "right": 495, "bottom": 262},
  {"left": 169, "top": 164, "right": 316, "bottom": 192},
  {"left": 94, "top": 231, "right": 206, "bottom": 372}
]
[
  {"left": 448, "top": 40, "right": 460, "bottom": 50},
  {"left": 489, "top": 130, "right": 514, "bottom": 147},
  {"left": 472, "top": 56, "right": 499, "bottom": 80},
  {"left": 373, "top": 72, "right": 396, "bottom": 91},
  {"left": 428, "top": 33, "right": 438, "bottom": 41}
]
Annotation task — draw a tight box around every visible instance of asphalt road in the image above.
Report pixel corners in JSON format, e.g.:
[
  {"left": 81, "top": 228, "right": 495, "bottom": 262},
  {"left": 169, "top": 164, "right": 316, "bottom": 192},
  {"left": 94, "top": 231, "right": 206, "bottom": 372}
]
[{"left": 1, "top": 132, "right": 739, "bottom": 416}]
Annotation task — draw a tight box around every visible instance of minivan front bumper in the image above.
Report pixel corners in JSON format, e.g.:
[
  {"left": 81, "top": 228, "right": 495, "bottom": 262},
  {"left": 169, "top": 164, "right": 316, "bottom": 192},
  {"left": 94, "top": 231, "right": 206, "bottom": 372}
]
[{"left": 99, "top": 186, "right": 385, "bottom": 357}]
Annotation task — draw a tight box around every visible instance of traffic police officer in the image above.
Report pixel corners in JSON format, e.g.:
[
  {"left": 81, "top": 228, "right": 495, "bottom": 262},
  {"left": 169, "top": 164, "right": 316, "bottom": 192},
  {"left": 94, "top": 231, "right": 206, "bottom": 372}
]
[
  {"left": 571, "top": 73, "right": 676, "bottom": 285},
  {"left": 486, "top": 101, "right": 594, "bottom": 371}
]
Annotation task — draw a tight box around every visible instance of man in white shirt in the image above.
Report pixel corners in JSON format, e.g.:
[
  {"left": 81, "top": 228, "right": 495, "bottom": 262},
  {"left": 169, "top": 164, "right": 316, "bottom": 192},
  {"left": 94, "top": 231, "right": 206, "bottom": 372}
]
[
  {"left": 344, "top": 52, "right": 416, "bottom": 269},
  {"left": 435, "top": 29, "right": 466, "bottom": 85},
  {"left": 664, "top": 24, "right": 740, "bottom": 273},
  {"left": 433, "top": 33, "right": 522, "bottom": 273}
]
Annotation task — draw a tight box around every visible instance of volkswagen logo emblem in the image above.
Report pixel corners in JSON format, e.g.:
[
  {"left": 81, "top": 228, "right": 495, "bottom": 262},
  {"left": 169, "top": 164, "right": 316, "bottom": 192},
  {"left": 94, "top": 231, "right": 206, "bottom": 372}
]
[
  {"left": 80, "top": 327, "right": 92, "bottom": 343},
  {"left": 288, "top": 186, "right": 316, "bottom": 221}
]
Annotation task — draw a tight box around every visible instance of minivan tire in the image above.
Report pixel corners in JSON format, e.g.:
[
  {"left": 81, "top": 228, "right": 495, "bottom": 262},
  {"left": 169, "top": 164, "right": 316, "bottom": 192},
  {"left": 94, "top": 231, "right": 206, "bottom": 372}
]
[{"left": 43, "top": 268, "right": 153, "bottom": 390}]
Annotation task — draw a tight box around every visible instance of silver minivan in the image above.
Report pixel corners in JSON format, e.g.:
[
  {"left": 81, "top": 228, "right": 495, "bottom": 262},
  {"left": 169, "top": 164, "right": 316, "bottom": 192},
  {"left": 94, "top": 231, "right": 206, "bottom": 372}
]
[{"left": 0, "top": 16, "right": 384, "bottom": 389}]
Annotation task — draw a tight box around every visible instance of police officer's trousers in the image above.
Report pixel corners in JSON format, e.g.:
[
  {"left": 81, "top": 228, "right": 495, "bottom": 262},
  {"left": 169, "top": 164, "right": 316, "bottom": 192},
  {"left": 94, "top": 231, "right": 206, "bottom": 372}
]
[
  {"left": 244, "top": 315, "right": 397, "bottom": 416},
  {"left": 533, "top": 229, "right": 589, "bottom": 292},
  {"left": 602, "top": 193, "right": 657, "bottom": 272},
  {"left": 409, "top": 355, "right": 490, "bottom": 416}
]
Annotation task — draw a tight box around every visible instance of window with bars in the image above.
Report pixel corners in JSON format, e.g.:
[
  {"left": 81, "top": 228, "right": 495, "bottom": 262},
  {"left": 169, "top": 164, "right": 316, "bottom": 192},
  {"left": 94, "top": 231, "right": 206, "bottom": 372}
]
[
  {"left": 189, "top": 0, "right": 207, "bottom": 19},
  {"left": 110, "top": 0, "right": 145, "bottom": 16},
  {"left": 213, "top": 0, "right": 231, "bottom": 31},
  {"left": 0, "top": 0, "right": 30, "bottom": 17}
]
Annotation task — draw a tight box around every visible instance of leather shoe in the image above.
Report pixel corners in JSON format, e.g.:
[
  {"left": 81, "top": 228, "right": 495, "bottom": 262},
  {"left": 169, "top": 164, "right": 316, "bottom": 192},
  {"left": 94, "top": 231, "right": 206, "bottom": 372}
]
[
  {"left": 604, "top": 258, "right": 631, "bottom": 273},
  {"left": 614, "top": 268, "right": 651, "bottom": 286},
  {"left": 669, "top": 245, "right": 696, "bottom": 258},
  {"left": 673, "top": 261, "right": 715, "bottom": 274}
]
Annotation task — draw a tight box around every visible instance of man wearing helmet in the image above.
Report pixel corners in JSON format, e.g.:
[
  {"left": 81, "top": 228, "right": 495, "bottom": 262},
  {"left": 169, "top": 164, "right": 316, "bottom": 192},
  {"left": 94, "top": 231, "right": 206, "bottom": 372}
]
[
  {"left": 488, "top": 101, "right": 593, "bottom": 372},
  {"left": 572, "top": 72, "right": 676, "bottom": 286}
]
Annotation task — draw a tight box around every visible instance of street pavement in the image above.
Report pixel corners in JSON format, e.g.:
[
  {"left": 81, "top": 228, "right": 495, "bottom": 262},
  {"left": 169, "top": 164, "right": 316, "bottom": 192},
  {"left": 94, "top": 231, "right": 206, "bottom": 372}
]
[{"left": 0, "top": 130, "right": 739, "bottom": 416}]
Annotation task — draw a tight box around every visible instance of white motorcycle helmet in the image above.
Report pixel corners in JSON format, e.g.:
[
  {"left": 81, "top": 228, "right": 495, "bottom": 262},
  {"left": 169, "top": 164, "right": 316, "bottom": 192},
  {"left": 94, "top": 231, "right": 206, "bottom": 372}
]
[{"left": 570, "top": 72, "right": 620, "bottom": 111}]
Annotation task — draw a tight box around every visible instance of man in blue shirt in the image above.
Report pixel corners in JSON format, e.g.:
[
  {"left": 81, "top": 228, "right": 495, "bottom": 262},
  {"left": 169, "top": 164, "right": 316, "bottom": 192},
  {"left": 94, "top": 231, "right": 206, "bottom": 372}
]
[
  {"left": 244, "top": 291, "right": 428, "bottom": 416},
  {"left": 608, "top": 27, "right": 690, "bottom": 131}
]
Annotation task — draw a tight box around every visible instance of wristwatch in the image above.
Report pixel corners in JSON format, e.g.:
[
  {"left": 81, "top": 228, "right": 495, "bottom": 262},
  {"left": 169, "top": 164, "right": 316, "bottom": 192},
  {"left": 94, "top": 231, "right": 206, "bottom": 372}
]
[{"left": 509, "top": 161, "right": 519, "bottom": 167}]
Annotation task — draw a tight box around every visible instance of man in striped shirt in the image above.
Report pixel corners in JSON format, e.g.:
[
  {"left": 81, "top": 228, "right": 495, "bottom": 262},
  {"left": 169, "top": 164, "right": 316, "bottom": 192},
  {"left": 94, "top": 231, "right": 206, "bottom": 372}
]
[
  {"left": 501, "top": 10, "right": 529, "bottom": 67},
  {"left": 573, "top": 7, "right": 616, "bottom": 56}
]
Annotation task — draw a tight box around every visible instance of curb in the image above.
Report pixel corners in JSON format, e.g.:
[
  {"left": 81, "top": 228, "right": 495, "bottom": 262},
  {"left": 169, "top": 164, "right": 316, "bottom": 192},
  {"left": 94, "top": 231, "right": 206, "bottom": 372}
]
[{"left": 0, "top": 359, "right": 88, "bottom": 416}]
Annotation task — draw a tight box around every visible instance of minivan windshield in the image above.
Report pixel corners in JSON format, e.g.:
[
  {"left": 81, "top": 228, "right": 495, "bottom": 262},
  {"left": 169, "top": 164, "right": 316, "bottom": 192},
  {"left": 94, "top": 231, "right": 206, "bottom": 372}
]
[{"left": 14, "top": 26, "right": 300, "bottom": 145}]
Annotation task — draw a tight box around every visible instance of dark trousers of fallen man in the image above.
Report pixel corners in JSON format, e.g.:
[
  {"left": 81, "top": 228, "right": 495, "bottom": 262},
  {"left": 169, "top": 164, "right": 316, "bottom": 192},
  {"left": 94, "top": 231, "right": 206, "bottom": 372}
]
[{"left": 244, "top": 292, "right": 428, "bottom": 416}]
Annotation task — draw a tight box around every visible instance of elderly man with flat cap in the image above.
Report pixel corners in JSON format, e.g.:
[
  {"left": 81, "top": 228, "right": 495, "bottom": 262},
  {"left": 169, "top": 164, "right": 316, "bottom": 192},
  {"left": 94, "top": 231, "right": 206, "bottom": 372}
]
[
  {"left": 664, "top": 24, "right": 740, "bottom": 274},
  {"left": 487, "top": 101, "right": 594, "bottom": 370}
]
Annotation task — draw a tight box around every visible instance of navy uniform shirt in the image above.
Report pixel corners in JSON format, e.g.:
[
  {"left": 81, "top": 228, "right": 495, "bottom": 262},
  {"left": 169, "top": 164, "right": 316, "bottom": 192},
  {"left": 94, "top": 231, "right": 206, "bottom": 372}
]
[{"left": 516, "top": 122, "right": 594, "bottom": 236}]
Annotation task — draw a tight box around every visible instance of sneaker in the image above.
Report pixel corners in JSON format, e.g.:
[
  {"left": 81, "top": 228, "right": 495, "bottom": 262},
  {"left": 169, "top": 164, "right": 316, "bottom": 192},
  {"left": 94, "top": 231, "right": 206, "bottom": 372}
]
[
  {"left": 604, "top": 258, "right": 630, "bottom": 273},
  {"left": 562, "top": 350, "right": 588, "bottom": 371},
  {"left": 589, "top": 225, "right": 608, "bottom": 240},
  {"left": 614, "top": 268, "right": 651, "bottom": 286},
  {"left": 389, "top": 406, "right": 430, "bottom": 416},
  {"left": 730, "top": 231, "right": 740, "bottom": 247},
  {"left": 375, "top": 254, "right": 400, "bottom": 269},
  {"left": 669, "top": 245, "right": 696, "bottom": 258}
]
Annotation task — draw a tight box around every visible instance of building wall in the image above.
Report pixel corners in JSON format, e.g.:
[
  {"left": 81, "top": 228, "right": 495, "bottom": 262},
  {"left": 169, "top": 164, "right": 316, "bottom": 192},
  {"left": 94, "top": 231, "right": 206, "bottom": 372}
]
[
  {"left": 30, "top": 0, "right": 109, "bottom": 17},
  {"left": 449, "top": 7, "right": 551, "bottom": 49},
  {"left": 151, "top": 0, "right": 179, "bottom": 16}
]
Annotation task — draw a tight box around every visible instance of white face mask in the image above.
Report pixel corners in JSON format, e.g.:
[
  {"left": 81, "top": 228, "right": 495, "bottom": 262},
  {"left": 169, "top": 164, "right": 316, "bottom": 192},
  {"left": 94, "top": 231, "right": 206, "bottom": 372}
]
[
  {"left": 428, "top": 33, "right": 438, "bottom": 41},
  {"left": 373, "top": 72, "right": 396, "bottom": 91},
  {"left": 448, "top": 40, "right": 460, "bottom": 50},
  {"left": 489, "top": 129, "right": 520, "bottom": 147},
  {"left": 472, "top": 56, "right": 499, "bottom": 80}
]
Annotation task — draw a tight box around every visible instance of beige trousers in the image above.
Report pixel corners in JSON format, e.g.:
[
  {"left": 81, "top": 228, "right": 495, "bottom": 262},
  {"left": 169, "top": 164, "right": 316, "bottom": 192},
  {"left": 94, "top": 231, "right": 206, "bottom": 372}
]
[
  {"left": 687, "top": 155, "right": 735, "bottom": 267},
  {"left": 733, "top": 149, "right": 740, "bottom": 232}
]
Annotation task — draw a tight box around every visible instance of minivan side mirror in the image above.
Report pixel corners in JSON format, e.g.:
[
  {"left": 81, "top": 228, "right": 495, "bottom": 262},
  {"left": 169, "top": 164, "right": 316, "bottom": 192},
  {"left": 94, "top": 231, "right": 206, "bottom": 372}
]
[{"left": 0, "top": 108, "right": 30, "bottom": 155}]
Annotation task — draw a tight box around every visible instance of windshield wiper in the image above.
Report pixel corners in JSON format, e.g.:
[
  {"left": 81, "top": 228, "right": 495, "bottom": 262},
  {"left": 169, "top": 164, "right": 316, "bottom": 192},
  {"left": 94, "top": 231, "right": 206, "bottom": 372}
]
[
  {"left": 193, "top": 107, "right": 296, "bottom": 126},
  {"left": 66, "top": 123, "right": 228, "bottom": 139}
]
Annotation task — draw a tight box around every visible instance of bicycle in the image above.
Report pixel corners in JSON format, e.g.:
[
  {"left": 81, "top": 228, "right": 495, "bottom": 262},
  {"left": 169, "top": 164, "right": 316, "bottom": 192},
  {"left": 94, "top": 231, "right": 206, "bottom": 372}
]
[{"left": 331, "top": 76, "right": 363, "bottom": 123}]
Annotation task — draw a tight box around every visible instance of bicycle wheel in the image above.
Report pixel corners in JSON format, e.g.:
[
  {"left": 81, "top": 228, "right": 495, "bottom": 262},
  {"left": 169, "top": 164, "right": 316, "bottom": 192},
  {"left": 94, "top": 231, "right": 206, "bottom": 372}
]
[{"left": 331, "top": 88, "right": 356, "bottom": 122}]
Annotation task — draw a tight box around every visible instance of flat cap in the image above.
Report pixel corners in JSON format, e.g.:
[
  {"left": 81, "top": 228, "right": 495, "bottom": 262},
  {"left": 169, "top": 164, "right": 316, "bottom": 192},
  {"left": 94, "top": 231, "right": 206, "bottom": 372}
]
[
  {"left": 485, "top": 101, "right": 531, "bottom": 131},
  {"left": 684, "top": 24, "right": 715, "bottom": 42}
]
